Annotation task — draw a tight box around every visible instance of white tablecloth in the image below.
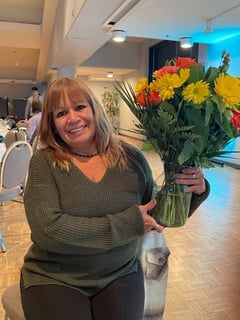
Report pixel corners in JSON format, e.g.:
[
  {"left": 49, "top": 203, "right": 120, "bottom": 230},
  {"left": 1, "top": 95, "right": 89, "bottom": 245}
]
[
  {"left": 0, "top": 124, "right": 9, "bottom": 138},
  {"left": 0, "top": 143, "right": 6, "bottom": 162}
]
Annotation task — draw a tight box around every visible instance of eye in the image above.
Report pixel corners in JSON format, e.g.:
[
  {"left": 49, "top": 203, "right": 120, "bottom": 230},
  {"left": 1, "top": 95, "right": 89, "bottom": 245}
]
[
  {"left": 75, "top": 104, "right": 87, "bottom": 111},
  {"left": 55, "top": 110, "right": 67, "bottom": 118}
]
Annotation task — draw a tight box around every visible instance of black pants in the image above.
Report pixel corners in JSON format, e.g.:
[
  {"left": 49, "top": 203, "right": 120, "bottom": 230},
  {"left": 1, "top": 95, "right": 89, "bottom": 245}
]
[{"left": 20, "top": 266, "right": 144, "bottom": 320}]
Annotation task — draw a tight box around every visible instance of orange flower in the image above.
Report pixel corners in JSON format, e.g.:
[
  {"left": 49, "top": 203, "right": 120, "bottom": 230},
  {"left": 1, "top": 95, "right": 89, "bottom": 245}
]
[
  {"left": 136, "top": 91, "right": 160, "bottom": 107},
  {"left": 175, "top": 57, "right": 198, "bottom": 68},
  {"left": 149, "top": 91, "right": 161, "bottom": 106}
]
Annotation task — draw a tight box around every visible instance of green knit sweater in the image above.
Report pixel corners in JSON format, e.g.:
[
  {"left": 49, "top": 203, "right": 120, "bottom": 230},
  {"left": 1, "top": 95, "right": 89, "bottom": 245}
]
[{"left": 21, "top": 142, "right": 210, "bottom": 296}]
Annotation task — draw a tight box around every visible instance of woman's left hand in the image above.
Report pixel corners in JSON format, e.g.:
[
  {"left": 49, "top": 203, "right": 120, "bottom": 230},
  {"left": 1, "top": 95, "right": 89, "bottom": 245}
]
[{"left": 174, "top": 167, "right": 206, "bottom": 195}]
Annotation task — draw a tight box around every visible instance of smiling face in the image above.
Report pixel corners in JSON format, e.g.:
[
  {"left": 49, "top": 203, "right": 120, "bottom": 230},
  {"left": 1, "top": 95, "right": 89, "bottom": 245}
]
[
  {"left": 53, "top": 94, "right": 97, "bottom": 154},
  {"left": 39, "top": 78, "right": 113, "bottom": 160}
]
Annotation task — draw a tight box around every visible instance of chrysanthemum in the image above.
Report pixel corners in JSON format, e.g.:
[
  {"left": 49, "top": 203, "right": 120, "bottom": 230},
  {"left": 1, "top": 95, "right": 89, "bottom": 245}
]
[
  {"left": 135, "top": 77, "right": 148, "bottom": 93},
  {"left": 172, "top": 68, "right": 190, "bottom": 87},
  {"left": 149, "top": 69, "right": 190, "bottom": 101},
  {"left": 182, "top": 80, "right": 209, "bottom": 104},
  {"left": 214, "top": 74, "right": 240, "bottom": 108},
  {"left": 149, "top": 76, "right": 174, "bottom": 101}
]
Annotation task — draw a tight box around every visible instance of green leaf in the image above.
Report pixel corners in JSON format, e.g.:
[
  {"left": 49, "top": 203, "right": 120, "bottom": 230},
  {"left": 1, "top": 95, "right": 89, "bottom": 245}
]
[
  {"left": 178, "top": 140, "right": 196, "bottom": 165},
  {"left": 205, "top": 99, "right": 214, "bottom": 126},
  {"left": 188, "top": 65, "right": 205, "bottom": 83}
]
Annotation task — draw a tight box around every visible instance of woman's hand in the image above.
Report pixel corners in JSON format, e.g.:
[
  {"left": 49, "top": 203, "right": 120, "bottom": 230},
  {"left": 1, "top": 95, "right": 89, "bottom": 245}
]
[
  {"left": 174, "top": 167, "right": 206, "bottom": 195},
  {"left": 138, "top": 199, "right": 165, "bottom": 233}
]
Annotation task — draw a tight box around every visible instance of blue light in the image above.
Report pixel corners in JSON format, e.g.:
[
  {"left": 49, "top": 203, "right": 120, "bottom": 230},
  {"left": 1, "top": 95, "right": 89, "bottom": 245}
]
[{"left": 193, "top": 28, "right": 240, "bottom": 44}]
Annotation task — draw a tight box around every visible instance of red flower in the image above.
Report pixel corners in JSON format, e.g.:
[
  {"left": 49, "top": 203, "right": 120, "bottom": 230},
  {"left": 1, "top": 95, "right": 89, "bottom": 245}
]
[
  {"left": 136, "top": 91, "right": 160, "bottom": 107},
  {"left": 230, "top": 110, "right": 240, "bottom": 133},
  {"left": 175, "top": 57, "right": 198, "bottom": 68},
  {"left": 155, "top": 65, "right": 179, "bottom": 77}
]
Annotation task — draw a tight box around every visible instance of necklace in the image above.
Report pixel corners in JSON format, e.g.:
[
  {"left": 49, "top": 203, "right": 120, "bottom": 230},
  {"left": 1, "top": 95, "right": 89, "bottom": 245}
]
[{"left": 72, "top": 151, "right": 99, "bottom": 158}]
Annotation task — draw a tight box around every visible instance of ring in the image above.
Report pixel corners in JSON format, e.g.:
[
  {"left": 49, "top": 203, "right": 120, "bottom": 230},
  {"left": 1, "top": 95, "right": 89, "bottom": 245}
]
[
  {"left": 192, "top": 173, "right": 196, "bottom": 178},
  {"left": 154, "top": 223, "right": 158, "bottom": 230}
]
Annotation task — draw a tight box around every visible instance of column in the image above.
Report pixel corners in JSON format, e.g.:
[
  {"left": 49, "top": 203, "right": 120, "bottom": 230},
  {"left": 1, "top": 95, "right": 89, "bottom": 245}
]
[{"left": 57, "top": 65, "right": 77, "bottom": 78}]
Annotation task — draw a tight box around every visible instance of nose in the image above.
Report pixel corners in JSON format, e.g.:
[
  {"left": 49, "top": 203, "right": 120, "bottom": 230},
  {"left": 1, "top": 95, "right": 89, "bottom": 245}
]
[{"left": 66, "top": 108, "right": 78, "bottom": 122}]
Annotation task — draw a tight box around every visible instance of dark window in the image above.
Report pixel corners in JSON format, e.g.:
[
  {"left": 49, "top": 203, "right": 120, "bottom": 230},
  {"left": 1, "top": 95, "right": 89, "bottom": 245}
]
[{"left": 148, "top": 40, "right": 199, "bottom": 81}]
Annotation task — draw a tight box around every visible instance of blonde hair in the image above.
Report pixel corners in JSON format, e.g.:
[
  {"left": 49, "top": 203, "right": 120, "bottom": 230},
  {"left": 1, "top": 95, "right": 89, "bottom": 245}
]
[{"left": 39, "top": 77, "right": 127, "bottom": 170}]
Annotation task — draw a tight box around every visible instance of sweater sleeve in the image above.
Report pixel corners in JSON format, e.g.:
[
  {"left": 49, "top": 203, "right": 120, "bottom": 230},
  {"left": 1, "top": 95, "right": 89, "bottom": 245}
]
[
  {"left": 121, "top": 141, "right": 155, "bottom": 205},
  {"left": 24, "top": 151, "right": 145, "bottom": 255},
  {"left": 188, "top": 179, "right": 210, "bottom": 217}
]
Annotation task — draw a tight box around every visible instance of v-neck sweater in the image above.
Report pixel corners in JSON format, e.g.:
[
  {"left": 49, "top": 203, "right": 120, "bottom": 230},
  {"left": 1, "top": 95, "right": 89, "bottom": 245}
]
[{"left": 21, "top": 142, "right": 210, "bottom": 296}]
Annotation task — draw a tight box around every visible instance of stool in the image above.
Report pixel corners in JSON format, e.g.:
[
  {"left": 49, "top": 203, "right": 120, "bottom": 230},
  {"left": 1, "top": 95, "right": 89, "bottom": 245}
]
[{"left": 1, "top": 283, "right": 26, "bottom": 320}]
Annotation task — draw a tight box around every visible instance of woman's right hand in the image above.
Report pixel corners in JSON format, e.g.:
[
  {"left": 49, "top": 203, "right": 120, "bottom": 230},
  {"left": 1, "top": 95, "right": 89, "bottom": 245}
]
[{"left": 138, "top": 199, "right": 165, "bottom": 233}]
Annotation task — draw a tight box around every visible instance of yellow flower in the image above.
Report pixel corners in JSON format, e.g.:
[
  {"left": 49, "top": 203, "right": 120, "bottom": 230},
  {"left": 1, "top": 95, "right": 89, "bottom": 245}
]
[
  {"left": 149, "top": 76, "right": 174, "bottom": 101},
  {"left": 176, "top": 68, "right": 190, "bottom": 86},
  {"left": 136, "top": 77, "right": 148, "bottom": 93},
  {"left": 150, "top": 69, "right": 190, "bottom": 101},
  {"left": 115, "top": 52, "right": 240, "bottom": 169},
  {"left": 182, "top": 80, "right": 210, "bottom": 104},
  {"left": 214, "top": 74, "right": 240, "bottom": 108}
]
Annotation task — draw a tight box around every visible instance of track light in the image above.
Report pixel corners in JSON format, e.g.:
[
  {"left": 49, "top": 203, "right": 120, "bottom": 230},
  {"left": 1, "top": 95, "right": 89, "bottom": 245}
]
[
  {"left": 205, "top": 19, "right": 213, "bottom": 34},
  {"left": 180, "top": 37, "right": 193, "bottom": 48},
  {"left": 112, "top": 30, "right": 126, "bottom": 42}
]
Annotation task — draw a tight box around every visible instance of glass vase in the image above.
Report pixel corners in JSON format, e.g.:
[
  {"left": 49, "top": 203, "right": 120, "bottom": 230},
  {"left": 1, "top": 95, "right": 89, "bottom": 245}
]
[{"left": 150, "top": 162, "right": 192, "bottom": 228}]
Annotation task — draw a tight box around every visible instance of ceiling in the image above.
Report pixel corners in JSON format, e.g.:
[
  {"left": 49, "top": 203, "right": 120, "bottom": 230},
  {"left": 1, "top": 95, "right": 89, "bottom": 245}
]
[{"left": 0, "top": 0, "right": 239, "bottom": 84}]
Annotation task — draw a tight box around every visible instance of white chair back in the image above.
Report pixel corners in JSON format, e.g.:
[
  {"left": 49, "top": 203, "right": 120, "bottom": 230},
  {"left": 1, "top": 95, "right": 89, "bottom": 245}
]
[
  {"left": 0, "top": 141, "right": 32, "bottom": 197},
  {"left": 0, "top": 140, "right": 32, "bottom": 252},
  {"left": 4, "top": 129, "right": 27, "bottom": 148},
  {"left": 16, "top": 120, "right": 28, "bottom": 129}
]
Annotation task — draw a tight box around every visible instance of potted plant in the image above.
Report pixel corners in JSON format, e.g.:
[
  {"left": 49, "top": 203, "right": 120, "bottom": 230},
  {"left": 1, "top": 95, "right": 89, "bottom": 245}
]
[{"left": 102, "top": 88, "right": 120, "bottom": 130}]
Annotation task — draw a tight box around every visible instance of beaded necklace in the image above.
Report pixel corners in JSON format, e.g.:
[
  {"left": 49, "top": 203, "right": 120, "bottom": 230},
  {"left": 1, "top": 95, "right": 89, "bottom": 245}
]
[{"left": 72, "top": 151, "right": 99, "bottom": 158}]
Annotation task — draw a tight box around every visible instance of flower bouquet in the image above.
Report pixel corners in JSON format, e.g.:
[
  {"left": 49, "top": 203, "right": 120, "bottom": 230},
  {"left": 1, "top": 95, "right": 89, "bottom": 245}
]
[{"left": 115, "top": 51, "right": 240, "bottom": 227}]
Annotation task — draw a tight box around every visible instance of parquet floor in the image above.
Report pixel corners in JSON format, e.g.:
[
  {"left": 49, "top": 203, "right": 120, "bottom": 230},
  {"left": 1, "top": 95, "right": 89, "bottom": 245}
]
[{"left": 0, "top": 137, "right": 240, "bottom": 320}]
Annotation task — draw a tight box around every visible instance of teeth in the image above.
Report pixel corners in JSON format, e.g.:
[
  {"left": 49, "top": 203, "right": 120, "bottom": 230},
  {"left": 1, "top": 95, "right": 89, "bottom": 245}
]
[{"left": 70, "top": 126, "right": 85, "bottom": 133}]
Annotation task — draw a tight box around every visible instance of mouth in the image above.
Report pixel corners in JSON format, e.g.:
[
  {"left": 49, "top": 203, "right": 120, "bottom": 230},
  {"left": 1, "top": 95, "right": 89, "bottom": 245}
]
[{"left": 69, "top": 125, "right": 87, "bottom": 134}]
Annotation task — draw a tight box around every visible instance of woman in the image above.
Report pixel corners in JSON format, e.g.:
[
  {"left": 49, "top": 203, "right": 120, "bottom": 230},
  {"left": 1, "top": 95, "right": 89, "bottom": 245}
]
[{"left": 20, "top": 77, "right": 210, "bottom": 320}]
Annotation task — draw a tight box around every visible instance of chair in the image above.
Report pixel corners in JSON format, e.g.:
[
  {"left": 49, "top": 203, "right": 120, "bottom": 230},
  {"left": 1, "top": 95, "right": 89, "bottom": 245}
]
[
  {"left": 4, "top": 129, "right": 27, "bottom": 149},
  {"left": 16, "top": 120, "right": 28, "bottom": 130},
  {"left": 1, "top": 283, "right": 26, "bottom": 320},
  {"left": 0, "top": 141, "right": 32, "bottom": 252}
]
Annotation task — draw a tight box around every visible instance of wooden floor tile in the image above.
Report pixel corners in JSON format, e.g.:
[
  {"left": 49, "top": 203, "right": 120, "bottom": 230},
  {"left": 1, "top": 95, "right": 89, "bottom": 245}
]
[{"left": 0, "top": 137, "right": 240, "bottom": 319}]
